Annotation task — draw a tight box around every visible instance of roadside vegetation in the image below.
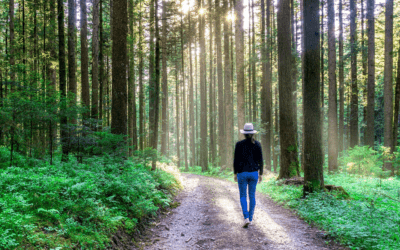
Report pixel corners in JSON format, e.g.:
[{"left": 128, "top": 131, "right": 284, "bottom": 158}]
[
  {"left": 0, "top": 146, "right": 181, "bottom": 249},
  {"left": 181, "top": 146, "right": 400, "bottom": 250}
]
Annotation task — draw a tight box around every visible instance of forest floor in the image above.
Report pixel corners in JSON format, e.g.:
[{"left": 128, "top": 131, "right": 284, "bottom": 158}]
[{"left": 132, "top": 173, "right": 350, "bottom": 250}]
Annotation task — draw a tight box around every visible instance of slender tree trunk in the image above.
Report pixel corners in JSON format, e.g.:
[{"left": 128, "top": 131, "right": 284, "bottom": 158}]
[
  {"left": 9, "top": 0, "right": 15, "bottom": 92},
  {"left": 111, "top": 0, "right": 128, "bottom": 137},
  {"left": 199, "top": 0, "right": 208, "bottom": 171},
  {"left": 327, "top": 0, "right": 338, "bottom": 172},
  {"left": 175, "top": 58, "right": 181, "bottom": 169},
  {"left": 303, "top": 0, "right": 324, "bottom": 194},
  {"left": 361, "top": 0, "right": 367, "bottom": 145},
  {"left": 247, "top": 0, "right": 252, "bottom": 122},
  {"left": 181, "top": 1, "right": 188, "bottom": 170},
  {"left": 277, "top": 0, "right": 299, "bottom": 179},
  {"left": 338, "top": 0, "right": 345, "bottom": 152},
  {"left": 148, "top": 0, "right": 156, "bottom": 148},
  {"left": 384, "top": 0, "right": 393, "bottom": 171},
  {"left": 68, "top": 0, "right": 77, "bottom": 125},
  {"left": 274, "top": 86, "right": 279, "bottom": 172},
  {"left": 215, "top": 0, "right": 225, "bottom": 168},
  {"left": 58, "top": 0, "right": 68, "bottom": 161},
  {"left": 209, "top": 0, "right": 215, "bottom": 165},
  {"left": 365, "top": 0, "right": 374, "bottom": 147},
  {"left": 92, "top": 0, "right": 100, "bottom": 128},
  {"left": 224, "top": 0, "right": 233, "bottom": 169},
  {"left": 350, "top": 0, "right": 358, "bottom": 147},
  {"left": 251, "top": 0, "right": 256, "bottom": 122},
  {"left": 81, "top": 0, "right": 90, "bottom": 120},
  {"left": 128, "top": 0, "right": 137, "bottom": 155},
  {"left": 161, "top": 0, "right": 168, "bottom": 156},
  {"left": 320, "top": 0, "right": 324, "bottom": 164},
  {"left": 48, "top": 0, "right": 57, "bottom": 158},
  {"left": 235, "top": 0, "right": 245, "bottom": 140},
  {"left": 189, "top": 10, "right": 195, "bottom": 166},
  {"left": 139, "top": 0, "right": 144, "bottom": 150},
  {"left": 99, "top": 0, "right": 104, "bottom": 128},
  {"left": 261, "top": 0, "right": 271, "bottom": 171}
]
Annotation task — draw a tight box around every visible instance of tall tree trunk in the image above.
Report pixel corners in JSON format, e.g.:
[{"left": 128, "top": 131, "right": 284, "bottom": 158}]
[
  {"left": 349, "top": 0, "right": 358, "bottom": 147},
  {"left": 215, "top": 0, "right": 225, "bottom": 168},
  {"left": 327, "top": 0, "right": 338, "bottom": 172},
  {"left": 251, "top": 0, "right": 256, "bottom": 121},
  {"left": 175, "top": 58, "right": 181, "bottom": 169},
  {"left": 92, "top": 0, "right": 100, "bottom": 127},
  {"left": 199, "top": 0, "right": 208, "bottom": 171},
  {"left": 365, "top": 0, "right": 374, "bottom": 147},
  {"left": 58, "top": 0, "right": 68, "bottom": 161},
  {"left": 247, "top": 0, "right": 252, "bottom": 122},
  {"left": 261, "top": 0, "right": 272, "bottom": 171},
  {"left": 81, "top": 0, "right": 90, "bottom": 119},
  {"left": 235, "top": 0, "right": 245, "bottom": 140},
  {"left": 48, "top": 0, "right": 57, "bottom": 157},
  {"left": 303, "top": 0, "right": 324, "bottom": 194},
  {"left": 189, "top": 10, "right": 195, "bottom": 166},
  {"left": 320, "top": 0, "right": 324, "bottom": 164},
  {"left": 68, "top": 0, "right": 77, "bottom": 124},
  {"left": 224, "top": 0, "right": 233, "bottom": 169},
  {"left": 99, "top": 0, "right": 104, "bottom": 128},
  {"left": 338, "top": 0, "right": 345, "bottom": 152},
  {"left": 111, "top": 0, "right": 128, "bottom": 137},
  {"left": 290, "top": 0, "right": 298, "bottom": 168},
  {"left": 9, "top": 0, "right": 15, "bottom": 92},
  {"left": 161, "top": 0, "right": 168, "bottom": 156},
  {"left": 152, "top": 0, "right": 161, "bottom": 170},
  {"left": 148, "top": 0, "right": 156, "bottom": 148},
  {"left": 139, "top": 0, "right": 144, "bottom": 150},
  {"left": 209, "top": 0, "right": 215, "bottom": 165},
  {"left": 361, "top": 0, "right": 367, "bottom": 145},
  {"left": 181, "top": 1, "right": 188, "bottom": 170},
  {"left": 277, "top": 0, "right": 299, "bottom": 179},
  {"left": 128, "top": 0, "right": 137, "bottom": 155},
  {"left": 384, "top": 0, "right": 393, "bottom": 171}
]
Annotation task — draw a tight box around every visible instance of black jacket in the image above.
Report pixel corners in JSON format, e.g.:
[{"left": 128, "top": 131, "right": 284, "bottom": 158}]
[{"left": 233, "top": 138, "right": 264, "bottom": 175}]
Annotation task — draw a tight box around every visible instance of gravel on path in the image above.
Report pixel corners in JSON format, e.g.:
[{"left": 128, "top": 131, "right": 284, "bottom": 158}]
[{"left": 138, "top": 173, "right": 349, "bottom": 250}]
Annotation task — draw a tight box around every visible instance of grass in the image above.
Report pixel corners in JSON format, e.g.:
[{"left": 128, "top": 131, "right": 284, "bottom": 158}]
[
  {"left": 0, "top": 146, "right": 181, "bottom": 249},
  {"left": 181, "top": 165, "right": 400, "bottom": 250}
]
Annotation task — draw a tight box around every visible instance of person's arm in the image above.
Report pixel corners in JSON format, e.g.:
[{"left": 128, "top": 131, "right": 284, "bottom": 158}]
[
  {"left": 234, "top": 142, "right": 239, "bottom": 182},
  {"left": 257, "top": 141, "right": 263, "bottom": 183}
]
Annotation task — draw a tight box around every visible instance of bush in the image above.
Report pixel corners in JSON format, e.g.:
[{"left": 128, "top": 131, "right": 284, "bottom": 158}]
[{"left": 0, "top": 148, "right": 180, "bottom": 249}]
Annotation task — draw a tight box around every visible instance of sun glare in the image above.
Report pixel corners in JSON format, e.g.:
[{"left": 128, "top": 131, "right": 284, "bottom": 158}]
[
  {"left": 198, "top": 8, "right": 206, "bottom": 15},
  {"left": 226, "top": 12, "right": 235, "bottom": 22}
]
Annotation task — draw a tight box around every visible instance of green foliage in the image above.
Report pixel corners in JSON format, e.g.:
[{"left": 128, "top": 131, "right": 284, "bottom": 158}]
[
  {"left": 257, "top": 172, "right": 400, "bottom": 250},
  {"left": 180, "top": 165, "right": 233, "bottom": 179},
  {"left": 0, "top": 147, "right": 179, "bottom": 249}
]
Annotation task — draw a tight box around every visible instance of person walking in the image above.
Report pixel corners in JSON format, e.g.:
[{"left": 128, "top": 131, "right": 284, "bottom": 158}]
[{"left": 234, "top": 123, "right": 264, "bottom": 228}]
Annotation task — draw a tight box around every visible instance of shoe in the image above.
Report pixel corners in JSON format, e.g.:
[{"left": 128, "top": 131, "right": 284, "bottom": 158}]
[
  {"left": 243, "top": 218, "right": 250, "bottom": 228},
  {"left": 248, "top": 220, "right": 252, "bottom": 226}
]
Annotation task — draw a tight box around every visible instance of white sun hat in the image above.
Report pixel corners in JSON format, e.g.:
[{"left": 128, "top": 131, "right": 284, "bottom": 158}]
[{"left": 240, "top": 123, "right": 257, "bottom": 134}]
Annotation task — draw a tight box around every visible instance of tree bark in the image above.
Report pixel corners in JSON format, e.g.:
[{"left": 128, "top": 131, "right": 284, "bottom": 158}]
[
  {"left": 9, "top": 0, "right": 15, "bottom": 92},
  {"left": 320, "top": 0, "right": 324, "bottom": 164},
  {"left": 327, "top": 0, "right": 338, "bottom": 172},
  {"left": 161, "top": 0, "right": 168, "bottom": 156},
  {"left": 209, "top": 0, "right": 216, "bottom": 165},
  {"left": 338, "top": 0, "right": 345, "bottom": 152},
  {"left": 365, "top": 0, "right": 375, "bottom": 148},
  {"left": 92, "top": 0, "right": 100, "bottom": 127},
  {"left": 111, "top": 0, "right": 128, "bottom": 136},
  {"left": 128, "top": 0, "right": 137, "bottom": 155},
  {"left": 181, "top": 1, "right": 188, "bottom": 170},
  {"left": 68, "top": 0, "right": 77, "bottom": 125},
  {"left": 277, "top": 0, "right": 299, "bottom": 179},
  {"left": 251, "top": 0, "right": 256, "bottom": 122},
  {"left": 81, "top": 0, "right": 90, "bottom": 120},
  {"left": 99, "top": 0, "right": 104, "bottom": 128},
  {"left": 393, "top": 41, "right": 400, "bottom": 153},
  {"left": 224, "top": 0, "right": 233, "bottom": 170},
  {"left": 384, "top": 0, "right": 393, "bottom": 171},
  {"left": 175, "top": 58, "right": 181, "bottom": 169},
  {"left": 350, "top": 0, "right": 358, "bottom": 148},
  {"left": 58, "top": 0, "right": 68, "bottom": 161},
  {"left": 303, "top": 0, "right": 324, "bottom": 194},
  {"left": 139, "top": 0, "right": 144, "bottom": 150},
  {"left": 235, "top": 0, "right": 245, "bottom": 140},
  {"left": 189, "top": 10, "right": 195, "bottom": 166},
  {"left": 361, "top": 0, "right": 367, "bottom": 145},
  {"left": 148, "top": 0, "right": 156, "bottom": 149}
]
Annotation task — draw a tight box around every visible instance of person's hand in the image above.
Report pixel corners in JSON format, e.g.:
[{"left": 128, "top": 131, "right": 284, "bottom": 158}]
[
  {"left": 258, "top": 175, "right": 263, "bottom": 183},
  {"left": 234, "top": 174, "right": 238, "bottom": 182}
]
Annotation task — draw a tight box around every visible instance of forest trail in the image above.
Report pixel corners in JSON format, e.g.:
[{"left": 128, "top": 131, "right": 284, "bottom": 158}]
[{"left": 137, "top": 174, "right": 348, "bottom": 250}]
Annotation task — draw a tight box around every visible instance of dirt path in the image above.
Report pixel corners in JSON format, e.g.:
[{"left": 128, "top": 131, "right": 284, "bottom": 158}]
[{"left": 138, "top": 173, "right": 348, "bottom": 250}]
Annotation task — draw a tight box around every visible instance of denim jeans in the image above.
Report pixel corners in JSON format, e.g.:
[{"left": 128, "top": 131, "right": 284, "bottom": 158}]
[{"left": 237, "top": 171, "right": 258, "bottom": 221}]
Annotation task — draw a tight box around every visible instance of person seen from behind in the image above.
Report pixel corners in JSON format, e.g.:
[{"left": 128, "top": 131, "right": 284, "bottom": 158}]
[{"left": 234, "top": 123, "right": 263, "bottom": 228}]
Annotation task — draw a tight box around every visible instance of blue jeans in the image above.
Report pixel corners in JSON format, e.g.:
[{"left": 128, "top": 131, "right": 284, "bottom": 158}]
[{"left": 237, "top": 171, "right": 258, "bottom": 221}]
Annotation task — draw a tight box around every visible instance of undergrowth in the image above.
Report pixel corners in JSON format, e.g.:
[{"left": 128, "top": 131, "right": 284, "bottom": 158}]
[{"left": 0, "top": 146, "right": 181, "bottom": 249}]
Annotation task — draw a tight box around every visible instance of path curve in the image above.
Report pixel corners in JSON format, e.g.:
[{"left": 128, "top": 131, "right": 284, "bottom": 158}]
[{"left": 140, "top": 173, "right": 348, "bottom": 250}]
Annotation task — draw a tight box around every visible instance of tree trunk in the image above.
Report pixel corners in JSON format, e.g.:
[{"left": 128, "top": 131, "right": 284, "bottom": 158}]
[
  {"left": 327, "top": 0, "right": 338, "bottom": 172},
  {"left": 320, "top": 0, "right": 324, "bottom": 164},
  {"left": 235, "top": 0, "right": 245, "bottom": 140},
  {"left": 393, "top": 41, "right": 400, "bottom": 153},
  {"left": 161, "top": 0, "right": 168, "bottom": 156},
  {"left": 111, "top": 0, "right": 128, "bottom": 136},
  {"left": 48, "top": 0, "right": 57, "bottom": 157},
  {"left": 384, "top": 0, "right": 393, "bottom": 171},
  {"left": 92, "top": 0, "right": 100, "bottom": 128},
  {"left": 251, "top": 0, "right": 256, "bottom": 122},
  {"left": 128, "top": 0, "right": 137, "bottom": 155},
  {"left": 303, "top": 0, "right": 324, "bottom": 194},
  {"left": 350, "top": 0, "right": 358, "bottom": 148},
  {"left": 175, "top": 58, "right": 181, "bottom": 169},
  {"left": 181, "top": 1, "right": 188, "bottom": 170},
  {"left": 247, "top": 0, "right": 252, "bottom": 122},
  {"left": 81, "top": 0, "right": 90, "bottom": 120},
  {"left": 68, "top": 0, "right": 77, "bottom": 125},
  {"left": 148, "top": 0, "right": 156, "bottom": 149},
  {"left": 224, "top": 0, "right": 233, "bottom": 170},
  {"left": 338, "top": 0, "right": 344, "bottom": 152},
  {"left": 361, "top": 0, "right": 367, "bottom": 145},
  {"left": 261, "top": 0, "right": 272, "bottom": 171},
  {"left": 365, "top": 0, "right": 374, "bottom": 148},
  {"left": 9, "top": 0, "right": 15, "bottom": 92},
  {"left": 215, "top": 0, "right": 225, "bottom": 168},
  {"left": 99, "top": 0, "right": 104, "bottom": 128},
  {"left": 209, "top": 0, "right": 215, "bottom": 165},
  {"left": 58, "top": 0, "right": 68, "bottom": 161},
  {"left": 138, "top": 0, "right": 144, "bottom": 150},
  {"left": 189, "top": 10, "right": 195, "bottom": 166},
  {"left": 277, "top": 0, "right": 299, "bottom": 179}
]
